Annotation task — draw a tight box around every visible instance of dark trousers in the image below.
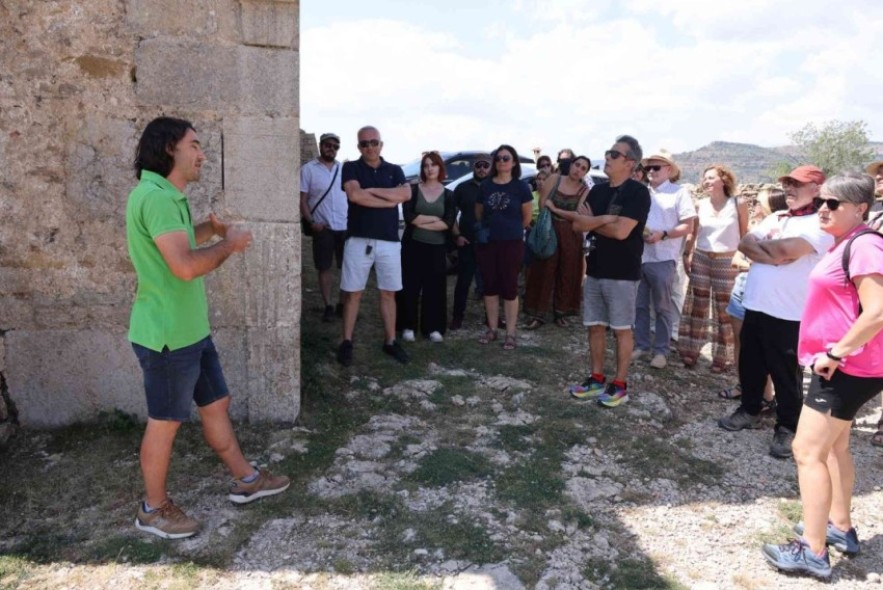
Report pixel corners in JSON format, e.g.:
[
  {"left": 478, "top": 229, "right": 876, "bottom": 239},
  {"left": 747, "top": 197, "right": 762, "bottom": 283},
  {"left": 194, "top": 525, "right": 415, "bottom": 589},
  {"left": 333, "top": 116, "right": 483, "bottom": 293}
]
[
  {"left": 398, "top": 239, "right": 448, "bottom": 336},
  {"left": 738, "top": 309, "right": 803, "bottom": 431},
  {"left": 452, "top": 243, "right": 478, "bottom": 319}
]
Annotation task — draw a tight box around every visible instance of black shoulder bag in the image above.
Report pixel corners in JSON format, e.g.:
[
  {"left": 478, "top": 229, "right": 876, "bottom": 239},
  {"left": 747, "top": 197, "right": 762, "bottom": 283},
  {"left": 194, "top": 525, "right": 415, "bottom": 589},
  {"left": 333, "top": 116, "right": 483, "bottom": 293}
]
[{"left": 302, "top": 164, "right": 339, "bottom": 237}]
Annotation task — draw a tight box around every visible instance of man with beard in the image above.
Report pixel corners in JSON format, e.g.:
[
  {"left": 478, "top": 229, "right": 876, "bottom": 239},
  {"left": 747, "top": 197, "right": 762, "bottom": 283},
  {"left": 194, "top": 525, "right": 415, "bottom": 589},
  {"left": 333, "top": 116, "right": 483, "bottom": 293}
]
[
  {"left": 718, "top": 165, "right": 833, "bottom": 459},
  {"left": 300, "top": 132, "right": 348, "bottom": 322},
  {"left": 449, "top": 153, "right": 492, "bottom": 330}
]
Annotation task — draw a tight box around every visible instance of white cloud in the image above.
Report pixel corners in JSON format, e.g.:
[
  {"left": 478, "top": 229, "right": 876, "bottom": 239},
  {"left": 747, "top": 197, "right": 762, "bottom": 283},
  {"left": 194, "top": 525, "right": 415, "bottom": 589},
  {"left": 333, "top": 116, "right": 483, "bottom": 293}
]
[{"left": 301, "top": 3, "right": 883, "bottom": 168}]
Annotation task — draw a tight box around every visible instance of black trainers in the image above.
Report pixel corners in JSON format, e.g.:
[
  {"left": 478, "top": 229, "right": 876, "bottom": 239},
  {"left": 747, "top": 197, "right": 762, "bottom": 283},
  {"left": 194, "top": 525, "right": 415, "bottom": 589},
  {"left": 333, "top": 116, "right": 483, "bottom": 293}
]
[
  {"left": 337, "top": 340, "right": 353, "bottom": 366},
  {"left": 335, "top": 302, "right": 344, "bottom": 318},
  {"left": 718, "top": 407, "right": 763, "bottom": 431},
  {"left": 322, "top": 305, "right": 335, "bottom": 322},
  {"left": 382, "top": 340, "right": 409, "bottom": 364},
  {"left": 770, "top": 425, "right": 795, "bottom": 459}
]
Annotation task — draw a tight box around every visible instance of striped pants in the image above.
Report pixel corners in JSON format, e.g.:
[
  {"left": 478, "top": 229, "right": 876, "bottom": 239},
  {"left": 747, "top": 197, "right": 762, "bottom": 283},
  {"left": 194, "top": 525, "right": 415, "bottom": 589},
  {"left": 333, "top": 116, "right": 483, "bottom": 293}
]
[{"left": 677, "top": 250, "right": 738, "bottom": 370}]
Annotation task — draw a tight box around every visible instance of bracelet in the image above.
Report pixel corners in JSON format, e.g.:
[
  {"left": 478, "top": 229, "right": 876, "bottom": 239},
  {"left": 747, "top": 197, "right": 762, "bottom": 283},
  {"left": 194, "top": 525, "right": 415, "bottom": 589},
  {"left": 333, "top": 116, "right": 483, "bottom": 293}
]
[{"left": 826, "top": 350, "right": 843, "bottom": 361}]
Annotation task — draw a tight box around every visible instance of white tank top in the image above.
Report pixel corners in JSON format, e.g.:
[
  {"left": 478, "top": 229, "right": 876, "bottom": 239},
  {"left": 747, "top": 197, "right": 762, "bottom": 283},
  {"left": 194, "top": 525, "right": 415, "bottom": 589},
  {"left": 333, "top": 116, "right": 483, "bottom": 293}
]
[{"left": 695, "top": 197, "right": 740, "bottom": 252}]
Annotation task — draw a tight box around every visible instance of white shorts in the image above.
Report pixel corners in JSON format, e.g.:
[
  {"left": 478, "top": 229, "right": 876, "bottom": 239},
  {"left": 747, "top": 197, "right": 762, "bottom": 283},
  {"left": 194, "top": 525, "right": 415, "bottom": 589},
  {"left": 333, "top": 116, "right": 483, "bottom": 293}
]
[{"left": 340, "top": 237, "right": 402, "bottom": 292}]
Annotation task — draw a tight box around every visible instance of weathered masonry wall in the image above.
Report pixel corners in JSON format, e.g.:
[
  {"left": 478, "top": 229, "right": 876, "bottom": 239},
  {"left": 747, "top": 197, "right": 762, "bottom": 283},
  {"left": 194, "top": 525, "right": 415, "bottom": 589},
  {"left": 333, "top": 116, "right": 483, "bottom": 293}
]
[{"left": 0, "top": 0, "right": 301, "bottom": 427}]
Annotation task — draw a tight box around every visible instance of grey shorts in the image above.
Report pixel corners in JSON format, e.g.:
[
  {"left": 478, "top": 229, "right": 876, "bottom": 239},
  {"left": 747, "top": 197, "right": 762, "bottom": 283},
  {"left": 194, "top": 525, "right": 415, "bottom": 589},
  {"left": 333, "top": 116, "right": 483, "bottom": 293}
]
[{"left": 582, "top": 276, "right": 639, "bottom": 330}]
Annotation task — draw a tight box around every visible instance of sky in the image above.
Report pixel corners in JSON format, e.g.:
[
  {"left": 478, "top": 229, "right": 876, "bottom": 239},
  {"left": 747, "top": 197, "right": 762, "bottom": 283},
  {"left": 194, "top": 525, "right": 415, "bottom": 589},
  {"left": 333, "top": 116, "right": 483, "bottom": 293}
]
[{"left": 301, "top": 0, "right": 882, "bottom": 168}]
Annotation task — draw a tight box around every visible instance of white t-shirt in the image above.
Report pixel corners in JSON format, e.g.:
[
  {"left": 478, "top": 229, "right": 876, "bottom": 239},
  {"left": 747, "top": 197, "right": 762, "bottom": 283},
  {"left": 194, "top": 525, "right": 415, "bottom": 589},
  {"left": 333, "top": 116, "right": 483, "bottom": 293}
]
[
  {"left": 742, "top": 212, "right": 834, "bottom": 321},
  {"left": 300, "top": 159, "right": 348, "bottom": 231},
  {"left": 695, "top": 197, "right": 741, "bottom": 252},
  {"left": 642, "top": 181, "right": 697, "bottom": 263}
]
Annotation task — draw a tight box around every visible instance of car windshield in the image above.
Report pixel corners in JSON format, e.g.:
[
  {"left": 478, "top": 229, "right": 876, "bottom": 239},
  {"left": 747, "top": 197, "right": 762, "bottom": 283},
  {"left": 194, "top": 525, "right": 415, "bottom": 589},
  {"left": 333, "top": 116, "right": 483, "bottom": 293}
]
[{"left": 400, "top": 158, "right": 422, "bottom": 178}]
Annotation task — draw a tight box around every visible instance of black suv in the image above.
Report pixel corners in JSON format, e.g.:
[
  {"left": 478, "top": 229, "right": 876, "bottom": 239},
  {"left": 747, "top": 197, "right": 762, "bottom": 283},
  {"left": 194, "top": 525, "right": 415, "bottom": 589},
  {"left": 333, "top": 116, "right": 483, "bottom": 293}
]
[{"left": 400, "top": 150, "right": 535, "bottom": 185}]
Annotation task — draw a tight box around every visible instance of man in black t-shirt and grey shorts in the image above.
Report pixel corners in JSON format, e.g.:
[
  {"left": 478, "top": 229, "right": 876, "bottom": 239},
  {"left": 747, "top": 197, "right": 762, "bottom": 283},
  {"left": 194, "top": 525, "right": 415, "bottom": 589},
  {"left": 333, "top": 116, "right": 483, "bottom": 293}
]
[{"left": 545, "top": 135, "right": 650, "bottom": 408}]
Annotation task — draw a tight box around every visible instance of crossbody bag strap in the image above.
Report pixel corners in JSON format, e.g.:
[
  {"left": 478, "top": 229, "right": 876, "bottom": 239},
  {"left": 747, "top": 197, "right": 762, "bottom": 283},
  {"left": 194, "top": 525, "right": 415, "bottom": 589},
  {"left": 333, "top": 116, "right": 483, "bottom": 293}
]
[{"left": 310, "top": 163, "right": 339, "bottom": 216}]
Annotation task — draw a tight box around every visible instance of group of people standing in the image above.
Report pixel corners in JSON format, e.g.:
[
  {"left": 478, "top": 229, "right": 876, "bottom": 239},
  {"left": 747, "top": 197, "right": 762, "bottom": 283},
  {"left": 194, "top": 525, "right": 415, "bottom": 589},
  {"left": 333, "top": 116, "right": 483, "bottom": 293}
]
[{"left": 300, "top": 126, "right": 883, "bottom": 579}]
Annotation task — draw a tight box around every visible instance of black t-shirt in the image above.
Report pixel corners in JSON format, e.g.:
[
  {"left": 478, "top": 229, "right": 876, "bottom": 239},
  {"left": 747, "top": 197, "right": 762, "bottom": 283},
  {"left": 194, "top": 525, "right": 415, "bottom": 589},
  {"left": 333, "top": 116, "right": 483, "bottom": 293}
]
[
  {"left": 341, "top": 157, "right": 405, "bottom": 242},
  {"left": 453, "top": 178, "right": 482, "bottom": 241},
  {"left": 585, "top": 179, "right": 651, "bottom": 281}
]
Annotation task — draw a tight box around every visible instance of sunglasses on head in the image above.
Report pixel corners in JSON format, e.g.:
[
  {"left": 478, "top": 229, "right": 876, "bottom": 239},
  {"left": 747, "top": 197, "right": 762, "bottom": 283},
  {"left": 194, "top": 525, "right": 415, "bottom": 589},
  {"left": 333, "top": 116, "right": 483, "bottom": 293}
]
[
  {"left": 813, "top": 197, "right": 844, "bottom": 211},
  {"left": 495, "top": 154, "right": 512, "bottom": 162},
  {"left": 358, "top": 139, "right": 380, "bottom": 148},
  {"left": 644, "top": 165, "right": 664, "bottom": 172},
  {"left": 605, "top": 149, "right": 630, "bottom": 160},
  {"left": 474, "top": 161, "right": 490, "bottom": 169}
]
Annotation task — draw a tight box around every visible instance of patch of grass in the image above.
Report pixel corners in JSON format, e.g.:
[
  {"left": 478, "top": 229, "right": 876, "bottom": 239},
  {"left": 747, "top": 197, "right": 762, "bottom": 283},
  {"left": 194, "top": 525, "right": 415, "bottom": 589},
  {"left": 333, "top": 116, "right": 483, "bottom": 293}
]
[
  {"left": 406, "top": 448, "right": 491, "bottom": 487},
  {"left": 496, "top": 445, "right": 566, "bottom": 510},
  {"left": 372, "top": 570, "right": 442, "bottom": 590},
  {"left": 0, "top": 555, "right": 32, "bottom": 590},
  {"left": 86, "top": 535, "right": 164, "bottom": 564},
  {"left": 495, "top": 424, "right": 536, "bottom": 452},
  {"left": 617, "top": 436, "right": 724, "bottom": 486},
  {"left": 417, "top": 510, "right": 503, "bottom": 563},
  {"left": 332, "top": 558, "right": 356, "bottom": 574},
  {"left": 323, "top": 490, "right": 403, "bottom": 521},
  {"left": 777, "top": 499, "right": 802, "bottom": 523},
  {"left": 607, "top": 558, "right": 686, "bottom": 590}
]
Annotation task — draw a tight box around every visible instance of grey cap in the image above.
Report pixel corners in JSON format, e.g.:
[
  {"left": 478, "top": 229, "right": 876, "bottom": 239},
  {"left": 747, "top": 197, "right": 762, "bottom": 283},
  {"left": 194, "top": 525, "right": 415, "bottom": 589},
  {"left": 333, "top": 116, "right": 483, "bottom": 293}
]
[{"left": 319, "top": 132, "right": 340, "bottom": 143}]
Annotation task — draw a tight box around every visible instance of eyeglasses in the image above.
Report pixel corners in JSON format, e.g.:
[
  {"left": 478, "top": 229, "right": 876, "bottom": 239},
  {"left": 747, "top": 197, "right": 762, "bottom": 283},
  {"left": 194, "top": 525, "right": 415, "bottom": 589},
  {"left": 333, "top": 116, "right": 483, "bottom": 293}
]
[
  {"left": 322, "top": 142, "right": 340, "bottom": 150},
  {"left": 357, "top": 139, "right": 380, "bottom": 148},
  {"left": 495, "top": 155, "right": 512, "bottom": 163},
  {"left": 644, "top": 165, "right": 664, "bottom": 172},
  {"left": 474, "top": 161, "right": 491, "bottom": 169},
  {"left": 813, "top": 197, "right": 844, "bottom": 211},
  {"left": 605, "top": 149, "right": 631, "bottom": 160}
]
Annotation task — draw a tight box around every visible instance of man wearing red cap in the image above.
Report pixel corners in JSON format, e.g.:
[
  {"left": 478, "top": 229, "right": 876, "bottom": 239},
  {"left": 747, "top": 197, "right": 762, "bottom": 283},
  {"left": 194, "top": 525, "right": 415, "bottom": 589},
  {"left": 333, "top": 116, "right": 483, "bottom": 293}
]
[{"left": 719, "top": 165, "right": 834, "bottom": 459}]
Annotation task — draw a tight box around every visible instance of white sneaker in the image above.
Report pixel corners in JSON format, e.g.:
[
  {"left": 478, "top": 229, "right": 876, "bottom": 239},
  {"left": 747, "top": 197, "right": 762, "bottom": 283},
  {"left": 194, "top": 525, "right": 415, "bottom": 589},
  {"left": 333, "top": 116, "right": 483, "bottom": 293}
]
[
  {"left": 402, "top": 329, "right": 416, "bottom": 342},
  {"left": 650, "top": 353, "right": 667, "bottom": 369},
  {"left": 631, "top": 349, "right": 647, "bottom": 362},
  {"left": 429, "top": 331, "right": 444, "bottom": 343}
]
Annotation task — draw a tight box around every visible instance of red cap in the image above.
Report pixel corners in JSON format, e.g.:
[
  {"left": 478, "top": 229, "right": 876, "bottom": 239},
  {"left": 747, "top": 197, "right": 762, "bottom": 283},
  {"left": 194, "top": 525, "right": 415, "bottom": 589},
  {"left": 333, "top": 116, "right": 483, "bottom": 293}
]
[{"left": 779, "top": 165, "right": 825, "bottom": 185}]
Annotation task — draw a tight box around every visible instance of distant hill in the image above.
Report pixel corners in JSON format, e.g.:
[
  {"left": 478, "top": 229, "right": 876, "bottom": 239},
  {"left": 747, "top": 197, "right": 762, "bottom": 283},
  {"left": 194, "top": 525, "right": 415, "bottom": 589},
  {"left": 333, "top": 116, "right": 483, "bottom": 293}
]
[{"left": 673, "top": 140, "right": 883, "bottom": 184}]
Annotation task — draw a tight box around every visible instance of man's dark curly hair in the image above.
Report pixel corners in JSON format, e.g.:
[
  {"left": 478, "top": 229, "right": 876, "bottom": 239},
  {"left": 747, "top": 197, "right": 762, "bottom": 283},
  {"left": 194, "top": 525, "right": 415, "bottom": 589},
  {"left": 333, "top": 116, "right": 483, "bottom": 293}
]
[{"left": 134, "top": 116, "right": 195, "bottom": 179}]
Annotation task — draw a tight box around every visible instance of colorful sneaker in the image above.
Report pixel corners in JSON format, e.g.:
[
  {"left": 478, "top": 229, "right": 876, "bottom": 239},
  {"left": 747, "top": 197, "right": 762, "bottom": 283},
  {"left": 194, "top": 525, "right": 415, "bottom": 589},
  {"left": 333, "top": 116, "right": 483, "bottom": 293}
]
[
  {"left": 793, "top": 521, "right": 860, "bottom": 555},
  {"left": 229, "top": 468, "right": 291, "bottom": 504},
  {"left": 761, "top": 538, "right": 831, "bottom": 579},
  {"left": 569, "top": 375, "right": 606, "bottom": 399},
  {"left": 598, "top": 382, "right": 629, "bottom": 407},
  {"left": 134, "top": 498, "right": 199, "bottom": 539}
]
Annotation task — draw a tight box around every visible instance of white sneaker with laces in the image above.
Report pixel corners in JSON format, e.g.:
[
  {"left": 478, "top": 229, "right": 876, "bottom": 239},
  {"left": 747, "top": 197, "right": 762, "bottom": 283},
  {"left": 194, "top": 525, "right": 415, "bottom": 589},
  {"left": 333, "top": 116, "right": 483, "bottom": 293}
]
[
  {"left": 650, "top": 354, "right": 667, "bottom": 369},
  {"left": 402, "top": 329, "right": 416, "bottom": 342},
  {"left": 429, "top": 331, "right": 444, "bottom": 343}
]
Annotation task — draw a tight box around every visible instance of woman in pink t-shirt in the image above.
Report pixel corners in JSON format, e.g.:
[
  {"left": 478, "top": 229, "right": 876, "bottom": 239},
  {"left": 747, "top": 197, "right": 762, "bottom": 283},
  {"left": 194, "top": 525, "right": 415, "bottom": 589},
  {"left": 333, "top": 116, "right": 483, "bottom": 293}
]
[{"left": 762, "top": 173, "right": 883, "bottom": 579}]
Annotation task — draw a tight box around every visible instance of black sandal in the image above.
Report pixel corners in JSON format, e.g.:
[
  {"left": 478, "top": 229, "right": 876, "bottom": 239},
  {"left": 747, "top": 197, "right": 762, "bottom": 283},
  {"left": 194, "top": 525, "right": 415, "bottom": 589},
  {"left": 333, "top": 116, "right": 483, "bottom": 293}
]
[{"left": 553, "top": 312, "right": 567, "bottom": 328}]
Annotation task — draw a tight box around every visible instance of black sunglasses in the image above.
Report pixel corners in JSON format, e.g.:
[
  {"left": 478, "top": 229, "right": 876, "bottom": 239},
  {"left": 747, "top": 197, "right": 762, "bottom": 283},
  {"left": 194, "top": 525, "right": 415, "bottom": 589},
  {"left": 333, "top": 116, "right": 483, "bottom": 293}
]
[
  {"left": 644, "top": 165, "right": 663, "bottom": 172},
  {"left": 605, "top": 149, "right": 630, "bottom": 160},
  {"left": 538, "top": 162, "right": 552, "bottom": 169},
  {"left": 813, "top": 197, "right": 844, "bottom": 211},
  {"left": 474, "top": 161, "right": 491, "bottom": 169},
  {"left": 358, "top": 139, "right": 380, "bottom": 148},
  {"left": 495, "top": 155, "right": 512, "bottom": 162},
  {"left": 322, "top": 142, "right": 340, "bottom": 150}
]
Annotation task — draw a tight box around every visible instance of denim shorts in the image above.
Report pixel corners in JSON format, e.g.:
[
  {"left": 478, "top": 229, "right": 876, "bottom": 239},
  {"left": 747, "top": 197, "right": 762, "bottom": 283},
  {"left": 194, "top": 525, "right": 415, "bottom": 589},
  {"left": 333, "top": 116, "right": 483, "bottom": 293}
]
[
  {"left": 582, "top": 276, "right": 639, "bottom": 330},
  {"left": 725, "top": 272, "right": 748, "bottom": 321},
  {"left": 132, "top": 336, "right": 229, "bottom": 421}
]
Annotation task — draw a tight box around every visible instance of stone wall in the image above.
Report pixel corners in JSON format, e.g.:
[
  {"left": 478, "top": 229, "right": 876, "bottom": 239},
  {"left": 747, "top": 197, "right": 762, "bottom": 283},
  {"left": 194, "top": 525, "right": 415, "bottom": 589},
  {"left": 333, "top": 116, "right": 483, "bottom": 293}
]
[{"left": 0, "top": 0, "right": 301, "bottom": 427}]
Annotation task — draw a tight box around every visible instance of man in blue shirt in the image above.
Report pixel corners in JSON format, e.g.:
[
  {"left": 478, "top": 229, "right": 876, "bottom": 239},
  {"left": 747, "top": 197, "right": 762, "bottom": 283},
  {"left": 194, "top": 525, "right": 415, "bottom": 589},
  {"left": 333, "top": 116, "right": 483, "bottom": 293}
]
[{"left": 337, "top": 126, "right": 411, "bottom": 366}]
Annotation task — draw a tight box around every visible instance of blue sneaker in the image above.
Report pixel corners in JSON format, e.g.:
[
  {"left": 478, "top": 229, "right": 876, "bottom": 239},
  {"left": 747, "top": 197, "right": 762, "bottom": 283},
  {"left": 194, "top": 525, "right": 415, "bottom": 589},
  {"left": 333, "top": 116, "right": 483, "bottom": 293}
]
[
  {"left": 569, "top": 375, "right": 606, "bottom": 400},
  {"left": 598, "top": 382, "right": 628, "bottom": 408},
  {"left": 762, "top": 538, "right": 831, "bottom": 579},
  {"left": 793, "top": 521, "right": 860, "bottom": 555}
]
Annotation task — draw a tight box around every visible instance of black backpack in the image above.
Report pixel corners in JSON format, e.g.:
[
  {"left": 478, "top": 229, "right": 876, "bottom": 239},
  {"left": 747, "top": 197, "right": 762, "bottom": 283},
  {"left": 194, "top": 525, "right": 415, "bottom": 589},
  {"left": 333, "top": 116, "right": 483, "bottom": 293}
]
[{"left": 841, "top": 228, "right": 883, "bottom": 313}]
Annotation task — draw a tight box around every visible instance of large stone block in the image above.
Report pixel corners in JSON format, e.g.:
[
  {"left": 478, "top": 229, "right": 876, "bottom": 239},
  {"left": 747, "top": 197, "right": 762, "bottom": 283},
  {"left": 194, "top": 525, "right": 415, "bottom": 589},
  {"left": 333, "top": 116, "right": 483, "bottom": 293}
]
[
  {"left": 239, "top": 0, "right": 298, "bottom": 49},
  {"left": 245, "top": 326, "right": 299, "bottom": 423},
  {"left": 126, "top": 0, "right": 240, "bottom": 42},
  {"left": 222, "top": 116, "right": 299, "bottom": 222},
  {"left": 206, "top": 220, "right": 301, "bottom": 329},
  {"left": 6, "top": 329, "right": 145, "bottom": 427},
  {"left": 134, "top": 41, "right": 298, "bottom": 115}
]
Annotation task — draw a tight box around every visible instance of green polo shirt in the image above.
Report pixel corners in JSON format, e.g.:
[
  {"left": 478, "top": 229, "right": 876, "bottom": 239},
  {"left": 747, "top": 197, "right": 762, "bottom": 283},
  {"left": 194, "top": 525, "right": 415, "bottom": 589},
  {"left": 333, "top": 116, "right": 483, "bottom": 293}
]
[{"left": 126, "top": 170, "right": 210, "bottom": 351}]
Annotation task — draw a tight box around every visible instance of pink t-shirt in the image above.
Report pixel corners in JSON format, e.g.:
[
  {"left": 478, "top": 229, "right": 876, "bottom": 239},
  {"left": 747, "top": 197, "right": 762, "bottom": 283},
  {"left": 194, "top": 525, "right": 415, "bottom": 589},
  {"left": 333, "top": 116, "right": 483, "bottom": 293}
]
[{"left": 798, "top": 225, "right": 883, "bottom": 377}]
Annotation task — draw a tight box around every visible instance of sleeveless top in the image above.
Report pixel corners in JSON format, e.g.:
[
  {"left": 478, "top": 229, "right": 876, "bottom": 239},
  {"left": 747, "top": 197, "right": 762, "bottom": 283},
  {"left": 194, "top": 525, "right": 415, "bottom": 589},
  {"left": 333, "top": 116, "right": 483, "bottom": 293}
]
[
  {"left": 412, "top": 187, "right": 446, "bottom": 245},
  {"left": 550, "top": 184, "right": 587, "bottom": 221},
  {"left": 695, "top": 196, "right": 740, "bottom": 252}
]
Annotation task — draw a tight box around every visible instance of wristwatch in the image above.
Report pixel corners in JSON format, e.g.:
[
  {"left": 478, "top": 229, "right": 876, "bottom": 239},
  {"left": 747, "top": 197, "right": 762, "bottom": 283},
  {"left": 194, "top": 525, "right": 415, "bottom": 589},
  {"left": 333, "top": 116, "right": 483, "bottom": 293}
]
[{"left": 662, "top": 230, "right": 669, "bottom": 240}]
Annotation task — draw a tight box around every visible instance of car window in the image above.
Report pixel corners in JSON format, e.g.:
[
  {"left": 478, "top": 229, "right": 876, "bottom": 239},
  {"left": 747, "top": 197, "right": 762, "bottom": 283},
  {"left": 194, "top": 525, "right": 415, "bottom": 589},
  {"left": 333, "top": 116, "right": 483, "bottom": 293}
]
[{"left": 444, "top": 157, "right": 474, "bottom": 183}]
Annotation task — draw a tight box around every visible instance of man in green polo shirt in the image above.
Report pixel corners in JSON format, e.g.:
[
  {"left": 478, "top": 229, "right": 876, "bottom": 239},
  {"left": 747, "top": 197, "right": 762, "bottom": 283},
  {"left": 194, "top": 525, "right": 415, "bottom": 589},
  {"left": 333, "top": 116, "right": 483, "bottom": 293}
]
[{"left": 127, "top": 117, "right": 289, "bottom": 539}]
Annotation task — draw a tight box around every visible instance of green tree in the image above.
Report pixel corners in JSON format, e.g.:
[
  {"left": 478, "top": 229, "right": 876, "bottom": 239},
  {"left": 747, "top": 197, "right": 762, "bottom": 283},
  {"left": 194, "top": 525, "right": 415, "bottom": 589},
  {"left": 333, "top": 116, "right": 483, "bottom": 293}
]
[{"left": 789, "top": 119, "right": 874, "bottom": 176}]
